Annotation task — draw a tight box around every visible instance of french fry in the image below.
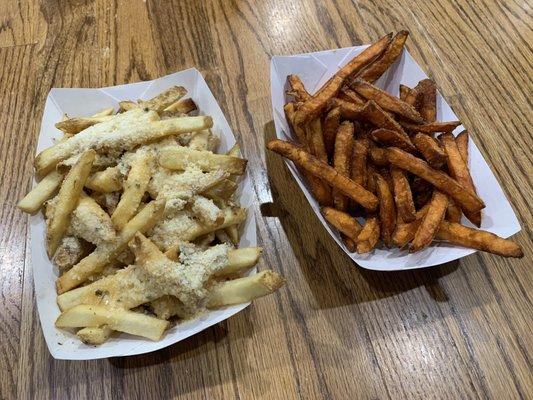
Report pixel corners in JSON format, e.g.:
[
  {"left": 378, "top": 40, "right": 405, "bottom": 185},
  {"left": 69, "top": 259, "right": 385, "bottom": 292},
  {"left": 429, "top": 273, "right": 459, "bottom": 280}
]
[
  {"left": 35, "top": 110, "right": 212, "bottom": 176},
  {"left": 56, "top": 304, "right": 169, "bottom": 341},
  {"left": 370, "top": 128, "right": 416, "bottom": 153},
  {"left": 455, "top": 130, "right": 469, "bottom": 163},
  {"left": 417, "top": 79, "right": 437, "bottom": 122},
  {"left": 399, "top": 84, "right": 410, "bottom": 101},
  {"left": 446, "top": 200, "right": 463, "bottom": 223},
  {"left": 207, "top": 270, "right": 285, "bottom": 308},
  {"left": 18, "top": 170, "right": 64, "bottom": 214},
  {"left": 85, "top": 166, "right": 122, "bottom": 193},
  {"left": 440, "top": 132, "right": 481, "bottom": 226},
  {"left": 112, "top": 152, "right": 153, "bottom": 230},
  {"left": 139, "top": 86, "right": 187, "bottom": 112},
  {"left": 189, "top": 129, "right": 212, "bottom": 151},
  {"left": 403, "top": 84, "right": 422, "bottom": 108},
  {"left": 52, "top": 236, "right": 91, "bottom": 272},
  {"left": 70, "top": 194, "right": 116, "bottom": 245},
  {"left": 286, "top": 106, "right": 333, "bottom": 209},
  {"left": 374, "top": 173, "right": 396, "bottom": 246},
  {"left": 368, "top": 144, "right": 389, "bottom": 167},
  {"left": 412, "top": 133, "right": 447, "bottom": 169},
  {"left": 77, "top": 326, "right": 113, "bottom": 345},
  {"left": 411, "top": 191, "right": 448, "bottom": 252},
  {"left": 150, "top": 296, "right": 191, "bottom": 320},
  {"left": 160, "top": 147, "right": 247, "bottom": 175},
  {"left": 55, "top": 116, "right": 113, "bottom": 135},
  {"left": 287, "top": 74, "right": 311, "bottom": 101},
  {"left": 47, "top": 150, "right": 95, "bottom": 257},
  {"left": 267, "top": 140, "right": 378, "bottom": 210},
  {"left": 387, "top": 147, "right": 485, "bottom": 213},
  {"left": 390, "top": 167, "right": 416, "bottom": 222},
  {"left": 307, "top": 118, "right": 328, "bottom": 163},
  {"left": 359, "top": 30, "right": 409, "bottom": 83},
  {"left": 332, "top": 121, "right": 354, "bottom": 211},
  {"left": 331, "top": 98, "right": 364, "bottom": 120},
  {"left": 91, "top": 107, "right": 114, "bottom": 117},
  {"left": 293, "top": 33, "right": 392, "bottom": 126},
  {"left": 351, "top": 78, "right": 424, "bottom": 123},
  {"left": 337, "top": 87, "right": 366, "bottom": 106},
  {"left": 119, "top": 100, "right": 138, "bottom": 112},
  {"left": 215, "top": 247, "right": 263, "bottom": 276},
  {"left": 399, "top": 120, "right": 461, "bottom": 134},
  {"left": 191, "top": 196, "right": 224, "bottom": 226},
  {"left": 356, "top": 216, "right": 380, "bottom": 253},
  {"left": 339, "top": 235, "right": 354, "bottom": 251},
  {"left": 57, "top": 264, "right": 159, "bottom": 311},
  {"left": 203, "top": 179, "right": 238, "bottom": 200},
  {"left": 437, "top": 221, "right": 523, "bottom": 258},
  {"left": 322, "top": 107, "right": 341, "bottom": 156},
  {"left": 162, "top": 98, "right": 197, "bottom": 115},
  {"left": 351, "top": 139, "right": 369, "bottom": 188},
  {"left": 322, "top": 207, "right": 362, "bottom": 240},
  {"left": 359, "top": 100, "right": 409, "bottom": 138},
  {"left": 284, "top": 102, "right": 308, "bottom": 145},
  {"left": 163, "top": 207, "right": 247, "bottom": 258},
  {"left": 56, "top": 199, "right": 165, "bottom": 294}
]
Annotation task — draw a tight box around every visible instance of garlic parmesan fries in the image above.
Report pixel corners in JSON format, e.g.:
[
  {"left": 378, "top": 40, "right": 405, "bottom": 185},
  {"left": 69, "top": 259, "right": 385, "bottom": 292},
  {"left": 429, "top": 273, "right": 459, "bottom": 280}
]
[{"left": 20, "top": 86, "right": 285, "bottom": 344}]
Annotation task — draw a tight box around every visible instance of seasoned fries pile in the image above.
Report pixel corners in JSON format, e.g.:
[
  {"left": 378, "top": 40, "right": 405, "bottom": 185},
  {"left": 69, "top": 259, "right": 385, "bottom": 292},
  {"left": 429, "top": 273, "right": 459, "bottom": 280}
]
[
  {"left": 268, "top": 31, "right": 523, "bottom": 258},
  {"left": 19, "top": 87, "right": 284, "bottom": 344}
]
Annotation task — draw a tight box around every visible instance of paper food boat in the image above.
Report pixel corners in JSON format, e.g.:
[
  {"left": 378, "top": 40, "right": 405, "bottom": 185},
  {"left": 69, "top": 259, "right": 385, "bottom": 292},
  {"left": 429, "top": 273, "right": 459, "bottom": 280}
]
[
  {"left": 30, "top": 69, "right": 256, "bottom": 360},
  {"left": 270, "top": 45, "right": 520, "bottom": 271}
]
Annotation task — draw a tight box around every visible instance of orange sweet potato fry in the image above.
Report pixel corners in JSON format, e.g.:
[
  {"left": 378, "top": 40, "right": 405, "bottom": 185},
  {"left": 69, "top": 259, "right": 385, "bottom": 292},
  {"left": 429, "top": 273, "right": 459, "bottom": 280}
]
[
  {"left": 399, "top": 120, "right": 461, "bottom": 134},
  {"left": 437, "top": 221, "right": 523, "bottom": 258},
  {"left": 404, "top": 84, "right": 422, "bottom": 108},
  {"left": 360, "top": 30, "right": 409, "bottom": 83},
  {"left": 368, "top": 144, "right": 389, "bottom": 167},
  {"left": 387, "top": 147, "right": 484, "bottom": 214},
  {"left": 417, "top": 79, "right": 437, "bottom": 122},
  {"left": 338, "top": 87, "right": 366, "bottom": 106},
  {"left": 287, "top": 74, "right": 311, "bottom": 102},
  {"left": 356, "top": 216, "right": 380, "bottom": 253},
  {"left": 283, "top": 105, "right": 331, "bottom": 205},
  {"left": 322, "top": 107, "right": 341, "bottom": 157},
  {"left": 306, "top": 118, "right": 328, "bottom": 163},
  {"left": 332, "top": 122, "right": 354, "bottom": 211},
  {"left": 267, "top": 140, "right": 378, "bottom": 210},
  {"left": 293, "top": 33, "right": 392, "bottom": 126},
  {"left": 455, "top": 130, "right": 469, "bottom": 164},
  {"left": 446, "top": 200, "right": 463, "bottom": 223},
  {"left": 374, "top": 173, "right": 396, "bottom": 246},
  {"left": 411, "top": 190, "right": 448, "bottom": 252},
  {"left": 360, "top": 100, "right": 409, "bottom": 139},
  {"left": 399, "top": 84, "right": 410, "bottom": 101},
  {"left": 351, "top": 139, "right": 369, "bottom": 188},
  {"left": 390, "top": 166, "right": 416, "bottom": 222},
  {"left": 391, "top": 205, "right": 429, "bottom": 247},
  {"left": 352, "top": 78, "right": 424, "bottom": 123},
  {"left": 322, "top": 207, "right": 362, "bottom": 240},
  {"left": 342, "top": 236, "right": 356, "bottom": 252},
  {"left": 331, "top": 98, "right": 364, "bottom": 120},
  {"left": 371, "top": 128, "right": 416, "bottom": 153},
  {"left": 440, "top": 132, "right": 481, "bottom": 227},
  {"left": 412, "top": 133, "right": 447, "bottom": 169},
  {"left": 284, "top": 102, "right": 308, "bottom": 146}
]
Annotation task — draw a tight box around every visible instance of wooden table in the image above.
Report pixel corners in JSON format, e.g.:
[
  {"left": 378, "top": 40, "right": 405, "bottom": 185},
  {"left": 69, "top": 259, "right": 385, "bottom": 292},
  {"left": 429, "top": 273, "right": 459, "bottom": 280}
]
[{"left": 1, "top": 1, "right": 531, "bottom": 399}]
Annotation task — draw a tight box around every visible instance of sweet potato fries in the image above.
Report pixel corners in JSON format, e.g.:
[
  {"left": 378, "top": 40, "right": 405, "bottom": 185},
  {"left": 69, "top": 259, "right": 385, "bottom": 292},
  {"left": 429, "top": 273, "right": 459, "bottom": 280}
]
[{"left": 267, "top": 31, "right": 523, "bottom": 259}]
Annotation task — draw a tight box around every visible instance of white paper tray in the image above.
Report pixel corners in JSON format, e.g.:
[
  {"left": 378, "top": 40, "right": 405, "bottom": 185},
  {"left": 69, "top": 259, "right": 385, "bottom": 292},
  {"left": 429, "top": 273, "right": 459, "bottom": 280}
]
[
  {"left": 30, "top": 69, "right": 256, "bottom": 360},
  {"left": 270, "top": 46, "right": 520, "bottom": 271}
]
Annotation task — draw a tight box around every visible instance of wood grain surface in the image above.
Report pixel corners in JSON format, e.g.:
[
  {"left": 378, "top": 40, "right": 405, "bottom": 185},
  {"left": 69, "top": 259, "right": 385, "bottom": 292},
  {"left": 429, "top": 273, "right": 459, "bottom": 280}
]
[{"left": 1, "top": 1, "right": 531, "bottom": 399}]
